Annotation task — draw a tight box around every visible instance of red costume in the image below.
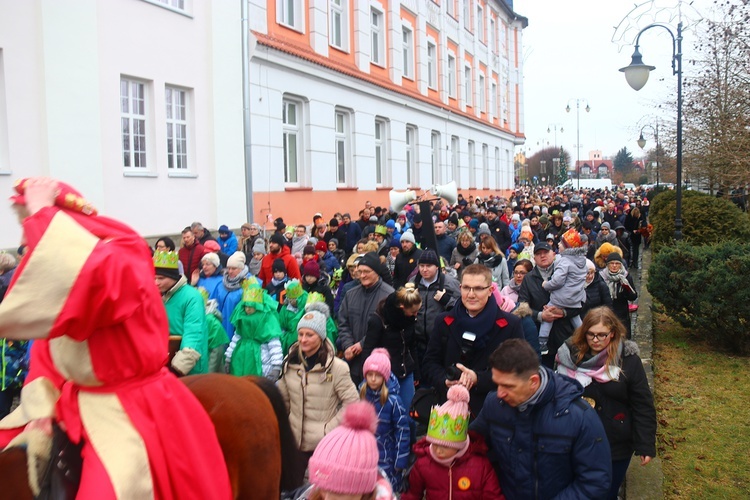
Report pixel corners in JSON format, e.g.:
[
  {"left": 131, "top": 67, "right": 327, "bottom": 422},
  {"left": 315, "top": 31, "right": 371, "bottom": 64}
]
[{"left": 0, "top": 180, "right": 231, "bottom": 499}]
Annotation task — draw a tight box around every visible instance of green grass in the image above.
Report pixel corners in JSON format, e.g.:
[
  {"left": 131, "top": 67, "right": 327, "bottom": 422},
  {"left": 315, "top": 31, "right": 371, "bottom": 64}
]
[{"left": 653, "top": 314, "right": 750, "bottom": 498}]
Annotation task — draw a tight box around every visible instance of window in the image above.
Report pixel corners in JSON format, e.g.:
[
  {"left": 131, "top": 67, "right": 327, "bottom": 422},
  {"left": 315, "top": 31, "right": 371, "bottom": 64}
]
[
  {"left": 447, "top": 0, "right": 456, "bottom": 18},
  {"left": 463, "top": 0, "right": 472, "bottom": 31},
  {"left": 447, "top": 54, "right": 456, "bottom": 98},
  {"left": 468, "top": 140, "right": 475, "bottom": 187},
  {"left": 278, "top": 0, "right": 303, "bottom": 31},
  {"left": 402, "top": 27, "right": 414, "bottom": 79},
  {"left": 451, "top": 136, "right": 459, "bottom": 183},
  {"left": 427, "top": 42, "right": 437, "bottom": 89},
  {"left": 482, "top": 144, "right": 489, "bottom": 188},
  {"left": 371, "top": 8, "right": 384, "bottom": 66},
  {"left": 155, "top": 0, "right": 185, "bottom": 11},
  {"left": 464, "top": 66, "right": 473, "bottom": 107},
  {"left": 431, "top": 131, "right": 441, "bottom": 184},
  {"left": 405, "top": 125, "right": 417, "bottom": 186},
  {"left": 283, "top": 98, "right": 303, "bottom": 184},
  {"left": 165, "top": 86, "right": 188, "bottom": 170},
  {"left": 335, "top": 109, "right": 352, "bottom": 185},
  {"left": 495, "top": 147, "right": 501, "bottom": 189},
  {"left": 489, "top": 17, "right": 496, "bottom": 52},
  {"left": 330, "top": 0, "right": 348, "bottom": 50},
  {"left": 477, "top": 4, "right": 484, "bottom": 42},
  {"left": 374, "top": 118, "right": 389, "bottom": 186},
  {"left": 490, "top": 82, "right": 497, "bottom": 119},
  {"left": 479, "top": 74, "right": 486, "bottom": 113},
  {"left": 121, "top": 77, "right": 148, "bottom": 169}
]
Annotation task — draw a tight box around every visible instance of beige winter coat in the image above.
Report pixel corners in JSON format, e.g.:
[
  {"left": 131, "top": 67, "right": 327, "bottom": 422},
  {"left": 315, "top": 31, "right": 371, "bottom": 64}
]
[{"left": 277, "top": 339, "right": 359, "bottom": 452}]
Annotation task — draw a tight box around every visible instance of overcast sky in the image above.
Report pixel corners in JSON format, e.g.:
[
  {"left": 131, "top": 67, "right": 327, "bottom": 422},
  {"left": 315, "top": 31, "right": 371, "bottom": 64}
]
[{"left": 513, "top": 0, "right": 710, "bottom": 161}]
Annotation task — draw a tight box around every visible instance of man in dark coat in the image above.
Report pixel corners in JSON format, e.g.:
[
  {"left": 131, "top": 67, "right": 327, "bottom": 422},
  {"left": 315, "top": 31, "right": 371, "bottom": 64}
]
[
  {"left": 393, "top": 231, "right": 422, "bottom": 289},
  {"left": 486, "top": 207, "right": 512, "bottom": 254}
]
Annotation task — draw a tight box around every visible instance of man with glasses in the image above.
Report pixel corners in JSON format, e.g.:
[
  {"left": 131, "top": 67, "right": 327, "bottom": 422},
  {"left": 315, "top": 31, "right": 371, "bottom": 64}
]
[{"left": 422, "top": 264, "right": 524, "bottom": 417}]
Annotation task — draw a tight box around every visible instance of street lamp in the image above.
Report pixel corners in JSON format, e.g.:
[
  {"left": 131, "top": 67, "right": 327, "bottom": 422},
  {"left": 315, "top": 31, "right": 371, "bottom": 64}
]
[
  {"left": 620, "top": 21, "right": 683, "bottom": 240},
  {"left": 566, "top": 99, "right": 590, "bottom": 190},
  {"left": 546, "top": 123, "right": 564, "bottom": 150},
  {"left": 637, "top": 123, "right": 660, "bottom": 189}
]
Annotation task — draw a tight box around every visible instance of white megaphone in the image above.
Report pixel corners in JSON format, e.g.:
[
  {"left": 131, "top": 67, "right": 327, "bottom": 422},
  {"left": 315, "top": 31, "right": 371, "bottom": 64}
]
[
  {"left": 431, "top": 180, "right": 458, "bottom": 205},
  {"left": 389, "top": 189, "right": 417, "bottom": 212}
]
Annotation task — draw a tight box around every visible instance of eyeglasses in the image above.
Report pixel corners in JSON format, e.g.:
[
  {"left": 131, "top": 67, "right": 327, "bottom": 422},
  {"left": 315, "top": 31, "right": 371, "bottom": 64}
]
[
  {"left": 585, "top": 331, "right": 611, "bottom": 341},
  {"left": 460, "top": 285, "right": 492, "bottom": 294},
  {"left": 513, "top": 271, "right": 527, "bottom": 277}
]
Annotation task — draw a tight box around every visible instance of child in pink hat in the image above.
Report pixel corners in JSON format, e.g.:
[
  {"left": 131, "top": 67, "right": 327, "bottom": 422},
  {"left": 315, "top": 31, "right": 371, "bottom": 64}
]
[
  {"left": 402, "top": 385, "right": 504, "bottom": 500},
  {"left": 360, "top": 349, "right": 410, "bottom": 492}
]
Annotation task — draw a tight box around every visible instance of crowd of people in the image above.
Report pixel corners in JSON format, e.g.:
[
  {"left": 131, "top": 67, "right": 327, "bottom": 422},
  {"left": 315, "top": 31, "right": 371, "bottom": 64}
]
[{"left": 1, "top": 179, "right": 657, "bottom": 499}]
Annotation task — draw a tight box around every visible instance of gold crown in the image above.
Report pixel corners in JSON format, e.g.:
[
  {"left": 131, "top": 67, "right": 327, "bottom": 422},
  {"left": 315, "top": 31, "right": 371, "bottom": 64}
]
[
  {"left": 285, "top": 279, "right": 304, "bottom": 299},
  {"left": 153, "top": 251, "right": 179, "bottom": 269},
  {"left": 242, "top": 285, "right": 263, "bottom": 304}
]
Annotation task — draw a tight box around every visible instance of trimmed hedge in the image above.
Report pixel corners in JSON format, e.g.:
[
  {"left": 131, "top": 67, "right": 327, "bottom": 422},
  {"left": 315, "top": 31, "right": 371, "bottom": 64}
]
[
  {"left": 648, "top": 188, "right": 706, "bottom": 220},
  {"left": 649, "top": 193, "right": 750, "bottom": 253},
  {"left": 648, "top": 242, "right": 750, "bottom": 355}
]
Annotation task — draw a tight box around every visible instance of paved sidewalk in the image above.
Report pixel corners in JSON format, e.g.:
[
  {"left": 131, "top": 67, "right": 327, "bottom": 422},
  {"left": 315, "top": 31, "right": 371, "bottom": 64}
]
[{"left": 624, "top": 249, "right": 664, "bottom": 499}]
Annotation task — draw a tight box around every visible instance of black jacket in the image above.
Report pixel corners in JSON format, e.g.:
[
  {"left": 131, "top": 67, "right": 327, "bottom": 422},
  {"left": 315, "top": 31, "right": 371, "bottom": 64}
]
[
  {"left": 362, "top": 294, "right": 417, "bottom": 379},
  {"left": 581, "top": 273, "right": 613, "bottom": 319},
  {"left": 487, "top": 218, "right": 512, "bottom": 253},
  {"left": 393, "top": 247, "right": 422, "bottom": 289}
]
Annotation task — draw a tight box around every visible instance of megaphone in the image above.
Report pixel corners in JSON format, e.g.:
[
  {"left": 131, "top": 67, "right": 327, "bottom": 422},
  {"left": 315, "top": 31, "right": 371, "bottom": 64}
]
[
  {"left": 389, "top": 189, "right": 417, "bottom": 212},
  {"left": 431, "top": 181, "right": 458, "bottom": 205}
]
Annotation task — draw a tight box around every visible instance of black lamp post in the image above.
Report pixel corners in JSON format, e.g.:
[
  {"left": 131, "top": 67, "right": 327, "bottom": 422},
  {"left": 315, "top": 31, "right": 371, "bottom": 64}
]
[
  {"left": 620, "top": 21, "right": 683, "bottom": 240},
  {"left": 637, "top": 123, "right": 660, "bottom": 189}
]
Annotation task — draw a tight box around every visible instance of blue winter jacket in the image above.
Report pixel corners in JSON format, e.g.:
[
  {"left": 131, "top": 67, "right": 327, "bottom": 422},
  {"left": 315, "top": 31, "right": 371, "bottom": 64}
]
[
  {"left": 218, "top": 233, "right": 238, "bottom": 255},
  {"left": 320, "top": 251, "right": 341, "bottom": 272},
  {"left": 470, "top": 367, "right": 612, "bottom": 500},
  {"left": 360, "top": 375, "right": 411, "bottom": 475}
]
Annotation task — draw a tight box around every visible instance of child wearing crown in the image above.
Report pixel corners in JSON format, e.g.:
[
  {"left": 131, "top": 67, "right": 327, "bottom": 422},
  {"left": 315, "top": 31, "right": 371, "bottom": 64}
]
[
  {"left": 538, "top": 228, "right": 588, "bottom": 353},
  {"left": 402, "top": 385, "right": 504, "bottom": 500}
]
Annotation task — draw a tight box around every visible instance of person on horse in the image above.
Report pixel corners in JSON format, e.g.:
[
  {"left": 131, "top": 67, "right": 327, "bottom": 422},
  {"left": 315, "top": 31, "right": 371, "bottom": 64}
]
[{"left": 0, "top": 177, "right": 232, "bottom": 499}]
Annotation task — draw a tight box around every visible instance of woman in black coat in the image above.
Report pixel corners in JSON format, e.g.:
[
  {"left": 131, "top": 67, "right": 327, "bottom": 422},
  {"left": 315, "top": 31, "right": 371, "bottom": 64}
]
[
  {"left": 581, "top": 258, "right": 613, "bottom": 319},
  {"left": 361, "top": 284, "right": 422, "bottom": 413},
  {"left": 555, "top": 306, "right": 656, "bottom": 500},
  {"left": 599, "top": 253, "right": 638, "bottom": 338}
]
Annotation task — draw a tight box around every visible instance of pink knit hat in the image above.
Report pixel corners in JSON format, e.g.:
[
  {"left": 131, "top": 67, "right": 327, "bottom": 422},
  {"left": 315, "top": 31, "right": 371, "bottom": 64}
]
[
  {"left": 308, "top": 402, "right": 379, "bottom": 495},
  {"left": 426, "top": 385, "right": 470, "bottom": 449},
  {"left": 362, "top": 348, "right": 391, "bottom": 381}
]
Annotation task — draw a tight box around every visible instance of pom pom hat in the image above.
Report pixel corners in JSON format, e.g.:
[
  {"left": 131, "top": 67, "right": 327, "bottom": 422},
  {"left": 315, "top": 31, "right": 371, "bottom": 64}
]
[
  {"left": 363, "top": 348, "right": 391, "bottom": 380},
  {"left": 227, "top": 251, "right": 246, "bottom": 269},
  {"left": 309, "top": 402, "right": 380, "bottom": 495},
  {"left": 427, "top": 385, "right": 470, "bottom": 449},
  {"left": 297, "top": 309, "right": 327, "bottom": 341},
  {"left": 560, "top": 228, "right": 585, "bottom": 249}
]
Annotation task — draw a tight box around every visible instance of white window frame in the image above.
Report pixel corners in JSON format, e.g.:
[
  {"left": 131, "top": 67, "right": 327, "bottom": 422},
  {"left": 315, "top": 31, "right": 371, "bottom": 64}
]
[
  {"left": 374, "top": 117, "right": 390, "bottom": 186},
  {"left": 447, "top": 53, "right": 456, "bottom": 98},
  {"left": 402, "top": 26, "right": 414, "bottom": 80},
  {"left": 468, "top": 140, "right": 475, "bottom": 187},
  {"left": 156, "top": 0, "right": 184, "bottom": 10},
  {"left": 447, "top": 0, "right": 457, "bottom": 18},
  {"left": 489, "top": 16, "right": 496, "bottom": 53},
  {"left": 431, "top": 131, "right": 441, "bottom": 185},
  {"left": 330, "top": 0, "right": 348, "bottom": 51},
  {"left": 277, "top": 0, "right": 304, "bottom": 32},
  {"left": 427, "top": 41, "right": 438, "bottom": 90},
  {"left": 482, "top": 144, "right": 489, "bottom": 188},
  {"left": 477, "top": 4, "right": 484, "bottom": 43},
  {"left": 495, "top": 147, "right": 501, "bottom": 189},
  {"left": 371, "top": 7, "right": 385, "bottom": 66},
  {"left": 463, "top": 0, "right": 472, "bottom": 32},
  {"left": 165, "top": 85, "right": 190, "bottom": 173},
  {"left": 406, "top": 125, "right": 418, "bottom": 187},
  {"left": 335, "top": 108, "right": 353, "bottom": 186},
  {"left": 121, "top": 77, "right": 151, "bottom": 173},
  {"left": 451, "top": 136, "right": 459, "bottom": 184},
  {"left": 479, "top": 73, "right": 486, "bottom": 113},
  {"left": 464, "top": 65, "right": 473, "bottom": 107},
  {"left": 490, "top": 81, "right": 497, "bottom": 120},
  {"left": 283, "top": 97, "right": 304, "bottom": 185}
]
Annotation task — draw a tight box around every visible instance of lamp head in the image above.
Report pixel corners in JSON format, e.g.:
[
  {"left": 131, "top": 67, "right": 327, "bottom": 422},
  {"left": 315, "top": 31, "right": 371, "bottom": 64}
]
[
  {"left": 619, "top": 46, "right": 655, "bottom": 91},
  {"left": 585, "top": 104, "right": 591, "bottom": 113},
  {"left": 565, "top": 104, "right": 571, "bottom": 113},
  {"left": 637, "top": 133, "right": 647, "bottom": 149}
]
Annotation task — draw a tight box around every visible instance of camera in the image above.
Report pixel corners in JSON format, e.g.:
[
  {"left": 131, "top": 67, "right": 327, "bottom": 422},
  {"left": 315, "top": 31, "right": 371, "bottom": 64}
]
[
  {"left": 446, "top": 332, "right": 477, "bottom": 381},
  {"left": 446, "top": 364, "right": 462, "bottom": 381}
]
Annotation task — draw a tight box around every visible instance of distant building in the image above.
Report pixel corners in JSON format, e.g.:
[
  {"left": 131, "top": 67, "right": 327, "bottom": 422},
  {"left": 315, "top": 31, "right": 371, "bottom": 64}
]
[{"left": 575, "top": 151, "right": 614, "bottom": 179}]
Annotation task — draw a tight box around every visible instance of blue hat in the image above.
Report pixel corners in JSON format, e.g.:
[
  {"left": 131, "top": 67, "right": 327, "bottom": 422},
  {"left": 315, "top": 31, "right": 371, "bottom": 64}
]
[
  {"left": 385, "top": 219, "right": 396, "bottom": 229},
  {"left": 219, "top": 224, "right": 230, "bottom": 234},
  {"left": 469, "top": 219, "right": 479, "bottom": 229},
  {"left": 510, "top": 243, "right": 524, "bottom": 254}
]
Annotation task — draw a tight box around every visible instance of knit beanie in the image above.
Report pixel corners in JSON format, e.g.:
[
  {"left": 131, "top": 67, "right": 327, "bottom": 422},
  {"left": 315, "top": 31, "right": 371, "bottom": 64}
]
[
  {"left": 418, "top": 249, "right": 440, "bottom": 267},
  {"left": 218, "top": 225, "right": 230, "bottom": 235},
  {"left": 201, "top": 252, "right": 220, "bottom": 268},
  {"left": 272, "top": 258, "right": 286, "bottom": 274},
  {"left": 477, "top": 223, "right": 491, "bottom": 236},
  {"left": 315, "top": 240, "right": 328, "bottom": 252},
  {"left": 269, "top": 232, "right": 286, "bottom": 246},
  {"left": 303, "top": 259, "right": 321, "bottom": 279},
  {"left": 297, "top": 309, "right": 328, "bottom": 341},
  {"left": 426, "top": 385, "right": 470, "bottom": 449},
  {"left": 399, "top": 231, "right": 416, "bottom": 245},
  {"left": 329, "top": 218, "right": 339, "bottom": 227},
  {"left": 303, "top": 244, "right": 316, "bottom": 256},
  {"left": 329, "top": 238, "right": 339, "bottom": 248},
  {"left": 520, "top": 227, "right": 534, "bottom": 241},
  {"left": 357, "top": 252, "right": 382, "bottom": 275},
  {"left": 385, "top": 219, "right": 396, "bottom": 229},
  {"left": 227, "top": 251, "right": 246, "bottom": 269},
  {"left": 309, "top": 402, "right": 379, "bottom": 495},
  {"left": 362, "top": 348, "right": 391, "bottom": 381},
  {"left": 203, "top": 240, "right": 221, "bottom": 253},
  {"left": 252, "top": 238, "right": 266, "bottom": 255}
]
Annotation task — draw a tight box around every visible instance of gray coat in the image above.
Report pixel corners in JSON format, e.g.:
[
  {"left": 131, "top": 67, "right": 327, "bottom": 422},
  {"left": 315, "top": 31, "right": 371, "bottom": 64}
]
[{"left": 543, "top": 249, "right": 587, "bottom": 309}]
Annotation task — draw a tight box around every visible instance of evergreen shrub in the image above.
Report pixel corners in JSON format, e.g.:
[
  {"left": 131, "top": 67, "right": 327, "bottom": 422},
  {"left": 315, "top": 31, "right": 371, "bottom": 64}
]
[{"left": 648, "top": 242, "right": 750, "bottom": 355}]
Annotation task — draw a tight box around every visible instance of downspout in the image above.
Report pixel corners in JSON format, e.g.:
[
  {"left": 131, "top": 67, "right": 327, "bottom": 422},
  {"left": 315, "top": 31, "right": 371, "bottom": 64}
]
[{"left": 241, "top": 0, "right": 254, "bottom": 223}]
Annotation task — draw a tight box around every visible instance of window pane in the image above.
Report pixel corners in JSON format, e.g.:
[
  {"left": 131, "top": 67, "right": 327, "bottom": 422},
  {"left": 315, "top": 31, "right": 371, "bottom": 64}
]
[
  {"left": 337, "top": 140, "right": 345, "bottom": 183},
  {"left": 336, "top": 113, "right": 344, "bottom": 133},
  {"left": 287, "top": 134, "right": 298, "bottom": 183},
  {"left": 375, "top": 147, "right": 382, "bottom": 184}
]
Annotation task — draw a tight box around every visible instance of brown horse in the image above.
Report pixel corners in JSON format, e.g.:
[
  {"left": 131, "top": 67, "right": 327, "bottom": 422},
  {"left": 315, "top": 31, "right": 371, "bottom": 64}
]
[{"left": 0, "top": 374, "right": 304, "bottom": 500}]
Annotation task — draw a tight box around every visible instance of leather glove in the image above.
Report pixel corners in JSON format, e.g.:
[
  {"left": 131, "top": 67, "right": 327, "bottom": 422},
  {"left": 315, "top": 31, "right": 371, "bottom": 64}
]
[{"left": 171, "top": 348, "right": 201, "bottom": 376}]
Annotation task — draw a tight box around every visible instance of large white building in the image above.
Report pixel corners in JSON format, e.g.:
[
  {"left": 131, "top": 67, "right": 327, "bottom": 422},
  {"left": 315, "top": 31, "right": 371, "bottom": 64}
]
[{"left": 0, "top": 0, "right": 526, "bottom": 249}]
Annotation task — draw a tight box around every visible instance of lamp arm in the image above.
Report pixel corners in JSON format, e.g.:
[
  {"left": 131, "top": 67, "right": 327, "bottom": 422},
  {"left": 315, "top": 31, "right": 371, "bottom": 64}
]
[{"left": 634, "top": 23, "right": 678, "bottom": 75}]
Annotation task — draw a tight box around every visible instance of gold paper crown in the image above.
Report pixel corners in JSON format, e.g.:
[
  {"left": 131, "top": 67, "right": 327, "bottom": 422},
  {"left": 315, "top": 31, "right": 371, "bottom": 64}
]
[
  {"left": 197, "top": 287, "right": 209, "bottom": 304},
  {"left": 242, "top": 285, "right": 263, "bottom": 305},
  {"left": 285, "top": 279, "right": 304, "bottom": 299},
  {"left": 307, "top": 291, "right": 325, "bottom": 304},
  {"left": 153, "top": 251, "right": 179, "bottom": 270},
  {"left": 426, "top": 410, "right": 468, "bottom": 445}
]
